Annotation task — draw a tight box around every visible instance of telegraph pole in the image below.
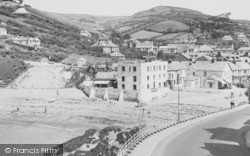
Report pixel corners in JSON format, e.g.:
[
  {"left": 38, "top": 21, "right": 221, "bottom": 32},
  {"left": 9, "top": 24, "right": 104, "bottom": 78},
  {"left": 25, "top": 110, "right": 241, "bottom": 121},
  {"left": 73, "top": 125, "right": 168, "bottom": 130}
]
[{"left": 177, "top": 75, "right": 181, "bottom": 123}]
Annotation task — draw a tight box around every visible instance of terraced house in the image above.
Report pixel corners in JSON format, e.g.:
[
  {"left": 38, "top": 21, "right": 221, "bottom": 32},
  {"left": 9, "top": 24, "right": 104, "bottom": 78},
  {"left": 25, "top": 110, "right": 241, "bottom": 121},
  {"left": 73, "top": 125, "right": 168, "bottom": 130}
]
[{"left": 117, "top": 60, "right": 169, "bottom": 102}]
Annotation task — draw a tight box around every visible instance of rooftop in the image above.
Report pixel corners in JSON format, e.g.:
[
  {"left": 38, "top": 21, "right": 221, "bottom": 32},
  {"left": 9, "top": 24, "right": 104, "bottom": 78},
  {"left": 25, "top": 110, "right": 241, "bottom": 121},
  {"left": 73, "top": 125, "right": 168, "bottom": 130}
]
[
  {"left": 198, "top": 45, "right": 214, "bottom": 52},
  {"left": 193, "top": 61, "right": 228, "bottom": 72}
]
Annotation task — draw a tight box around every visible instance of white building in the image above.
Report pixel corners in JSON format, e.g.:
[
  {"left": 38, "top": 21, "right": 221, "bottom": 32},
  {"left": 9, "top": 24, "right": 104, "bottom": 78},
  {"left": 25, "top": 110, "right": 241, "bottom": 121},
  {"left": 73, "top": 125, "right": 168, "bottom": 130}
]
[
  {"left": 117, "top": 60, "right": 169, "bottom": 102},
  {"left": 80, "top": 30, "right": 92, "bottom": 38},
  {"left": 0, "top": 27, "right": 7, "bottom": 36},
  {"left": 222, "top": 35, "right": 233, "bottom": 41},
  {"left": 237, "top": 34, "right": 247, "bottom": 41}
]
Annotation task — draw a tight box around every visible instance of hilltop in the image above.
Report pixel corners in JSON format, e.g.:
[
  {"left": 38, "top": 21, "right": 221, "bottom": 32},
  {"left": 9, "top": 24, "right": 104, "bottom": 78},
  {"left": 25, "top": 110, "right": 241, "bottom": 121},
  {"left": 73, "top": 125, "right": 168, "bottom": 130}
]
[{"left": 105, "top": 6, "right": 250, "bottom": 42}]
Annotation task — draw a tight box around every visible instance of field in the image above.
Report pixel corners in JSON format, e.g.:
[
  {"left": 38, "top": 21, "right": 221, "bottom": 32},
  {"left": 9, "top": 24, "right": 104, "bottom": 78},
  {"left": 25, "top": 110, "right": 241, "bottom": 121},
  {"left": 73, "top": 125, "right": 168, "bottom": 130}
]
[
  {"left": 117, "top": 26, "right": 133, "bottom": 32},
  {"left": 131, "top": 30, "right": 163, "bottom": 39},
  {"left": 156, "top": 32, "right": 194, "bottom": 40},
  {"left": 148, "top": 20, "right": 190, "bottom": 33}
]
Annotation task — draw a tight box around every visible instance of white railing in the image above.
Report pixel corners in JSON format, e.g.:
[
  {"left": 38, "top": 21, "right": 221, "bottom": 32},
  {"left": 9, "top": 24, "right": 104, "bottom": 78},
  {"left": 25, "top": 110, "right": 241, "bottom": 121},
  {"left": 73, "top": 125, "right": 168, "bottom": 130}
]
[{"left": 117, "top": 101, "right": 248, "bottom": 156}]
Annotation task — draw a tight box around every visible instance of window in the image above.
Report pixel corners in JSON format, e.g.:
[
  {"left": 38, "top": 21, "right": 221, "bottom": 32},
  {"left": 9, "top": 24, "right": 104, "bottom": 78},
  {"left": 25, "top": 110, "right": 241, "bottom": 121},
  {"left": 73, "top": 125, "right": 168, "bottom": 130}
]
[
  {"left": 122, "top": 76, "right": 125, "bottom": 82},
  {"left": 133, "top": 76, "right": 137, "bottom": 82},
  {"left": 164, "top": 65, "right": 166, "bottom": 70},
  {"left": 159, "top": 75, "right": 161, "bottom": 79},
  {"left": 153, "top": 66, "right": 155, "bottom": 71},
  {"left": 147, "top": 76, "right": 150, "bottom": 81},
  {"left": 209, "top": 82, "right": 213, "bottom": 88},
  {"left": 122, "top": 84, "right": 125, "bottom": 89},
  {"left": 159, "top": 66, "right": 161, "bottom": 71},
  {"left": 133, "top": 85, "right": 137, "bottom": 90},
  {"left": 147, "top": 84, "right": 150, "bottom": 89},
  {"left": 147, "top": 66, "right": 149, "bottom": 72},
  {"left": 169, "top": 74, "right": 171, "bottom": 79},
  {"left": 204, "top": 71, "right": 207, "bottom": 77},
  {"left": 133, "top": 67, "right": 136, "bottom": 72},
  {"left": 193, "top": 72, "right": 195, "bottom": 76},
  {"left": 159, "top": 83, "right": 161, "bottom": 88},
  {"left": 122, "top": 66, "right": 125, "bottom": 72},
  {"left": 129, "top": 67, "right": 131, "bottom": 72},
  {"left": 153, "top": 75, "right": 155, "bottom": 80}
]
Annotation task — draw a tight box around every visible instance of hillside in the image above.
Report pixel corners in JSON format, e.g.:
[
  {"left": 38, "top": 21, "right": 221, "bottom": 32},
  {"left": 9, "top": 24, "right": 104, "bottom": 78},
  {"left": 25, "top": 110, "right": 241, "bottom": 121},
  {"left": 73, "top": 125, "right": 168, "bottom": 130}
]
[
  {"left": 0, "top": 2, "right": 101, "bottom": 62},
  {"left": 105, "top": 6, "right": 250, "bottom": 41}
]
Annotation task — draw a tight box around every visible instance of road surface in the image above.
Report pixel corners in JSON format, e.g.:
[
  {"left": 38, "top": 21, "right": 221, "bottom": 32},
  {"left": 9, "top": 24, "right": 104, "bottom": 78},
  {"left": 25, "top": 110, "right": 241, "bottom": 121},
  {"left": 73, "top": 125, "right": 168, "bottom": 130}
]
[{"left": 152, "top": 105, "right": 250, "bottom": 156}]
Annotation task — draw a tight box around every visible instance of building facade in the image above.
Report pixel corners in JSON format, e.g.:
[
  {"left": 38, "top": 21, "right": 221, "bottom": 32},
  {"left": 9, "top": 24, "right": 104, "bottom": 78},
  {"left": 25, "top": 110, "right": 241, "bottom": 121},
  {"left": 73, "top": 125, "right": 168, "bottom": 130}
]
[{"left": 117, "top": 60, "right": 169, "bottom": 102}]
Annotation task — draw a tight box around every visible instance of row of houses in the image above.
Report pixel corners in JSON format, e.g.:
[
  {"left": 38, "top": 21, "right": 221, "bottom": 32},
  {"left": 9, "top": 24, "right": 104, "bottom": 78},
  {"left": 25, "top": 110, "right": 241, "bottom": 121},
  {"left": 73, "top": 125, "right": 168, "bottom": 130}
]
[
  {"left": 223, "top": 34, "right": 249, "bottom": 44},
  {"left": 79, "top": 57, "right": 250, "bottom": 102},
  {"left": 90, "top": 36, "right": 119, "bottom": 55}
]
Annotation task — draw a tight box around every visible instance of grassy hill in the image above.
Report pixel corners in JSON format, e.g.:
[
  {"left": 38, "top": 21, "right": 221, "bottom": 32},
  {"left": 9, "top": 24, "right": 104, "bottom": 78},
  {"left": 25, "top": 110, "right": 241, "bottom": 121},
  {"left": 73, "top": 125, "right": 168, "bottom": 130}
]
[
  {"left": 105, "top": 6, "right": 250, "bottom": 41},
  {"left": 0, "top": 3, "right": 101, "bottom": 61}
]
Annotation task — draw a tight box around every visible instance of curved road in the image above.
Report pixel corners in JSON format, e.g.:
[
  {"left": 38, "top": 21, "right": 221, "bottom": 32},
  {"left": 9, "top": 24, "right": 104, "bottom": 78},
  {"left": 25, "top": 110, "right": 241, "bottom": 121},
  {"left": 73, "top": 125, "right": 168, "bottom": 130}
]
[{"left": 152, "top": 106, "right": 250, "bottom": 156}]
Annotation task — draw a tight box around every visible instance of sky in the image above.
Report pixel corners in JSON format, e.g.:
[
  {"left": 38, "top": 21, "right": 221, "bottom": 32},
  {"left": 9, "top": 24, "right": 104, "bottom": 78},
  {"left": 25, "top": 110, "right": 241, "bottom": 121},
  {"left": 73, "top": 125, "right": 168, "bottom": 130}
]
[{"left": 24, "top": 0, "right": 250, "bottom": 20}]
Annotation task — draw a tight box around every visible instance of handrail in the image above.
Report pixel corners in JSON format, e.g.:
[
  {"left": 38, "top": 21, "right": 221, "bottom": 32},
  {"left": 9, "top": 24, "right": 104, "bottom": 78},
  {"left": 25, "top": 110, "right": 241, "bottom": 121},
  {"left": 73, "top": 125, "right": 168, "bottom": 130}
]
[{"left": 117, "top": 101, "right": 248, "bottom": 156}]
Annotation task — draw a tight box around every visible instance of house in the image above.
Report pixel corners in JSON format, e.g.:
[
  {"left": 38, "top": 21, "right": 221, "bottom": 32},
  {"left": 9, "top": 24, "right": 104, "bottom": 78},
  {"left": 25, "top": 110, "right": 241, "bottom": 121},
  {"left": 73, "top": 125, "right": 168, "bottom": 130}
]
[
  {"left": 80, "top": 30, "right": 92, "bottom": 38},
  {"left": 238, "top": 47, "right": 250, "bottom": 56},
  {"left": 117, "top": 60, "right": 169, "bottom": 102},
  {"left": 124, "top": 38, "right": 139, "bottom": 48},
  {"left": 173, "top": 53, "right": 192, "bottom": 62},
  {"left": 237, "top": 34, "right": 247, "bottom": 41},
  {"left": 136, "top": 41, "right": 154, "bottom": 51},
  {"left": 110, "top": 52, "right": 125, "bottom": 62},
  {"left": 229, "top": 62, "right": 250, "bottom": 84},
  {"left": 90, "top": 37, "right": 119, "bottom": 55},
  {"left": 197, "top": 45, "right": 215, "bottom": 55},
  {"left": 222, "top": 35, "right": 233, "bottom": 41},
  {"left": 215, "top": 44, "right": 234, "bottom": 54},
  {"left": 188, "top": 61, "right": 233, "bottom": 89},
  {"left": 0, "top": 27, "right": 7, "bottom": 36},
  {"left": 61, "top": 54, "right": 86, "bottom": 67},
  {"left": 167, "top": 61, "right": 188, "bottom": 89}
]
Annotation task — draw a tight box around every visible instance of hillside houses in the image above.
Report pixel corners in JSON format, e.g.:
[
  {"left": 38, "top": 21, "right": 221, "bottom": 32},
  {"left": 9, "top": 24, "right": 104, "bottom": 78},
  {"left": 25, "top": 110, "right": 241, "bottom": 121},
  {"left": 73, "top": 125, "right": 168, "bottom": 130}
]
[
  {"left": 158, "top": 44, "right": 197, "bottom": 54},
  {"left": 135, "top": 41, "right": 156, "bottom": 52},
  {"left": 215, "top": 44, "right": 234, "bottom": 54},
  {"left": 0, "top": 27, "right": 7, "bottom": 36},
  {"left": 222, "top": 35, "right": 233, "bottom": 41},
  {"left": 12, "top": 36, "right": 41, "bottom": 49},
  {"left": 90, "top": 37, "right": 119, "bottom": 55},
  {"left": 197, "top": 45, "right": 215, "bottom": 55}
]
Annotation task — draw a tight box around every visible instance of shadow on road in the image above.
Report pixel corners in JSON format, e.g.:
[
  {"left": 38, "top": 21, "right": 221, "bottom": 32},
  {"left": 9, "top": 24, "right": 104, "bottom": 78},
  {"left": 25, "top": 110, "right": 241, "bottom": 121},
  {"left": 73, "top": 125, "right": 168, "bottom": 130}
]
[{"left": 202, "top": 119, "right": 250, "bottom": 156}]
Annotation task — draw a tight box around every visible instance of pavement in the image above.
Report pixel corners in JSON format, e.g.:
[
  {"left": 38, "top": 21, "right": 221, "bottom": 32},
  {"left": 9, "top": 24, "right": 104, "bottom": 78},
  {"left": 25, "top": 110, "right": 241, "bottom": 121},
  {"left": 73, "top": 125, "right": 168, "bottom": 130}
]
[{"left": 130, "top": 104, "right": 250, "bottom": 156}]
